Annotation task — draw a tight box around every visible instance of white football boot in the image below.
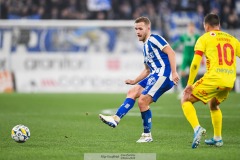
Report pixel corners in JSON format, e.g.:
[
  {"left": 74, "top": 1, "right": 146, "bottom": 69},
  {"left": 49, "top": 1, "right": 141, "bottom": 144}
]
[
  {"left": 136, "top": 132, "right": 153, "bottom": 143},
  {"left": 99, "top": 114, "right": 119, "bottom": 128}
]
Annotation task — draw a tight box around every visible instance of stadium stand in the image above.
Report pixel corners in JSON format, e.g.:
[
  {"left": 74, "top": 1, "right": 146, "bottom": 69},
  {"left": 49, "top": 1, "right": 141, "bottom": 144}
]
[{"left": 0, "top": 0, "right": 239, "bottom": 30}]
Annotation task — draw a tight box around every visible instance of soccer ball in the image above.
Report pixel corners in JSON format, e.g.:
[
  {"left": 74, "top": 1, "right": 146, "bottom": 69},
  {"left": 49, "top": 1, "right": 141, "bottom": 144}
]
[{"left": 11, "top": 124, "right": 30, "bottom": 143}]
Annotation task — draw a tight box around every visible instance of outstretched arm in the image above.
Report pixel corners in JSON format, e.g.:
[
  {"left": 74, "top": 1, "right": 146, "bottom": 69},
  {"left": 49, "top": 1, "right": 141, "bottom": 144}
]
[{"left": 125, "top": 64, "right": 150, "bottom": 85}]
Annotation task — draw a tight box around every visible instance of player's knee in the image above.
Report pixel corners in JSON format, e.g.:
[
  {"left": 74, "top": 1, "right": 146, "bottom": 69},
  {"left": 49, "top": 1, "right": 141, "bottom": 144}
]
[
  {"left": 181, "top": 95, "right": 187, "bottom": 105},
  {"left": 138, "top": 99, "right": 149, "bottom": 111},
  {"left": 209, "top": 98, "right": 219, "bottom": 110},
  {"left": 138, "top": 97, "right": 145, "bottom": 107},
  {"left": 138, "top": 96, "right": 151, "bottom": 112},
  {"left": 181, "top": 94, "right": 197, "bottom": 105}
]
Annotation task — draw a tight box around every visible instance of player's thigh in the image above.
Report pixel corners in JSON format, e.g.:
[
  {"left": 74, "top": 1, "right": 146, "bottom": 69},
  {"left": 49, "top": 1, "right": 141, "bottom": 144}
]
[
  {"left": 182, "top": 92, "right": 199, "bottom": 104},
  {"left": 192, "top": 78, "right": 225, "bottom": 104},
  {"left": 208, "top": 89, "right": 230, "bottom": 109},
  {"left": 127, "top": 84, "right": 144, "bottom": 99},
  {"left": 142, "top": 75, "right": 174, "bottom": 102}
]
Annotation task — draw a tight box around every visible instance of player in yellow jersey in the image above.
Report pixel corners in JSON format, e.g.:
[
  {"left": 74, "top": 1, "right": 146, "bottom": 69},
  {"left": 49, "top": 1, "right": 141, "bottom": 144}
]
[{"left": 181, "top": 13, "right": 240, "bottom": 149}]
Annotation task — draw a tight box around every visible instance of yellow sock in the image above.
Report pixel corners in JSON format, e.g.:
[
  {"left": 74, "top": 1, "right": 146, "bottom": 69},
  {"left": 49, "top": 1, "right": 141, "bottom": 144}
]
[
  {"left": 182, "top": 102, "right": 200, "bottom": 129},
  {"left": 210, "top": 109, "right": 222, "bottom": 138}
]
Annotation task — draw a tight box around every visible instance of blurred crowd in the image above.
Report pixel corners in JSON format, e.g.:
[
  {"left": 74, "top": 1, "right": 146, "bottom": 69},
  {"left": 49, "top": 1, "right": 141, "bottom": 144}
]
[{"left": 0, "top": 0, "right": 240, "bottom": 29}]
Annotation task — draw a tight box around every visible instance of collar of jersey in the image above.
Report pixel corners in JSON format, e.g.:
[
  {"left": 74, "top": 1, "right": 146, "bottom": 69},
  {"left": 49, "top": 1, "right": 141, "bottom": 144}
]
[{"left": 144, "top": 34, "right": 151, "bottom": 44}]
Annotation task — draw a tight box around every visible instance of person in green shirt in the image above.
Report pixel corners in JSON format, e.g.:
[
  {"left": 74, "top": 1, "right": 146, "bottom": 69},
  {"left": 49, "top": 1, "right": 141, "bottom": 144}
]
[{"left": 172, "top": 22, "right": 200, "bottom": 97}]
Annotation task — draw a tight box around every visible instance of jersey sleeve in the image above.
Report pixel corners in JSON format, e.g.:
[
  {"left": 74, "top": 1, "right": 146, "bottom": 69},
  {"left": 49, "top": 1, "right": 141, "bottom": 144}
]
[
  {"left": 187, "top": 52, "right": 203, "bottom": 85},
  {"left": 150, "top": 35, "right": 169, "bottom": 50},
  {"left": 187, "top": 35, "right": 205, "bottom": 85}
]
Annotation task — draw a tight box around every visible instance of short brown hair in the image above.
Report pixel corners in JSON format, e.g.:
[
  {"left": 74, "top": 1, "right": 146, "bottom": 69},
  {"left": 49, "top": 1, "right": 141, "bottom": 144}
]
[
  {"left": 135, "top": 16, "right": 151, "bottom": 25},
  {"left": 204, "top": 13, "right": 220, "bottom": 27}
]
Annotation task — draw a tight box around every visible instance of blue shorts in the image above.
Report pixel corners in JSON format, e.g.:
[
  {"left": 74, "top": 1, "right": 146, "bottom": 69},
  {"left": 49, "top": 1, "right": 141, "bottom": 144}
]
[{"left": 138, "top": 74, "right": 174, "bottom": 102}]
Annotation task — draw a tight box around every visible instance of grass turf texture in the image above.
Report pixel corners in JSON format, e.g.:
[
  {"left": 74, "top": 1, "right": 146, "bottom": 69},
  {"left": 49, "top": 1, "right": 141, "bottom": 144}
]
[{"left": 0, "top": 92, "right": 240, "bottom": 160}]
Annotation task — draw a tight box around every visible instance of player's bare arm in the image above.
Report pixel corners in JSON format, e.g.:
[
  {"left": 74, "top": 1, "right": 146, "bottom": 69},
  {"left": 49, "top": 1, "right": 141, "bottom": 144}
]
[
  {"left": 162, "top": 45, "right": 179, "bottom": 85},
  {"left": 125, "top": 64, "right": 150, "bottom": 85}
]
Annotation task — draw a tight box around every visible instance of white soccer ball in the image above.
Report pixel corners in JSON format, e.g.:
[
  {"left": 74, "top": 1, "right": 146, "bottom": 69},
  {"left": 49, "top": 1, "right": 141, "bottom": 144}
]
[{"left": 11, "top": 124, "right": 30, "bottom": 143}]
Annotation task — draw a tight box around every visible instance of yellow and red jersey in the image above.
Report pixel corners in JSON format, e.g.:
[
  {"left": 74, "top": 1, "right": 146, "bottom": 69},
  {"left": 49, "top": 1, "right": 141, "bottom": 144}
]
[{"left": 194, "top": 30, "right": 240, "bottom": 88}]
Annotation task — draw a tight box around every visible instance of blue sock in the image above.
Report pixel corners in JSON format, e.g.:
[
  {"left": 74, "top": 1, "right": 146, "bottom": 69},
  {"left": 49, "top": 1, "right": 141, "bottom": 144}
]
[
  {"left": 115, "top": 98, "right": 135, "bottom": 119},
  {"left": 141, "top": 109, "right": 152, "bottom": 133}
]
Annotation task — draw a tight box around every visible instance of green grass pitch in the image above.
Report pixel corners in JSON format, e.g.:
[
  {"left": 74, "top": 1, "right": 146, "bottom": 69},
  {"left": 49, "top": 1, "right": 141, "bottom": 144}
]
[{"left": 0, "top": 92, "right": 240, "bottom": 160}]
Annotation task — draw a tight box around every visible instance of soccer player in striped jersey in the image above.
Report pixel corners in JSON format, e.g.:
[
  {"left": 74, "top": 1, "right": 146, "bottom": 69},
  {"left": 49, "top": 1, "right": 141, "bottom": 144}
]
[
  {"left": 99, "top": 16, "right": 179, "bottom": 143},
  {"left": 181, "top": 13, "right": 240, "bottom": 148}
]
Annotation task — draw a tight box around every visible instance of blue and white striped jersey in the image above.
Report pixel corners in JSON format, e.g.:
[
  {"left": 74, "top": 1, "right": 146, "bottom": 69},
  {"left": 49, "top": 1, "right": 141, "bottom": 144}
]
[{"left": 143, "top": 34, "right": 172, "bottom": 77}]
